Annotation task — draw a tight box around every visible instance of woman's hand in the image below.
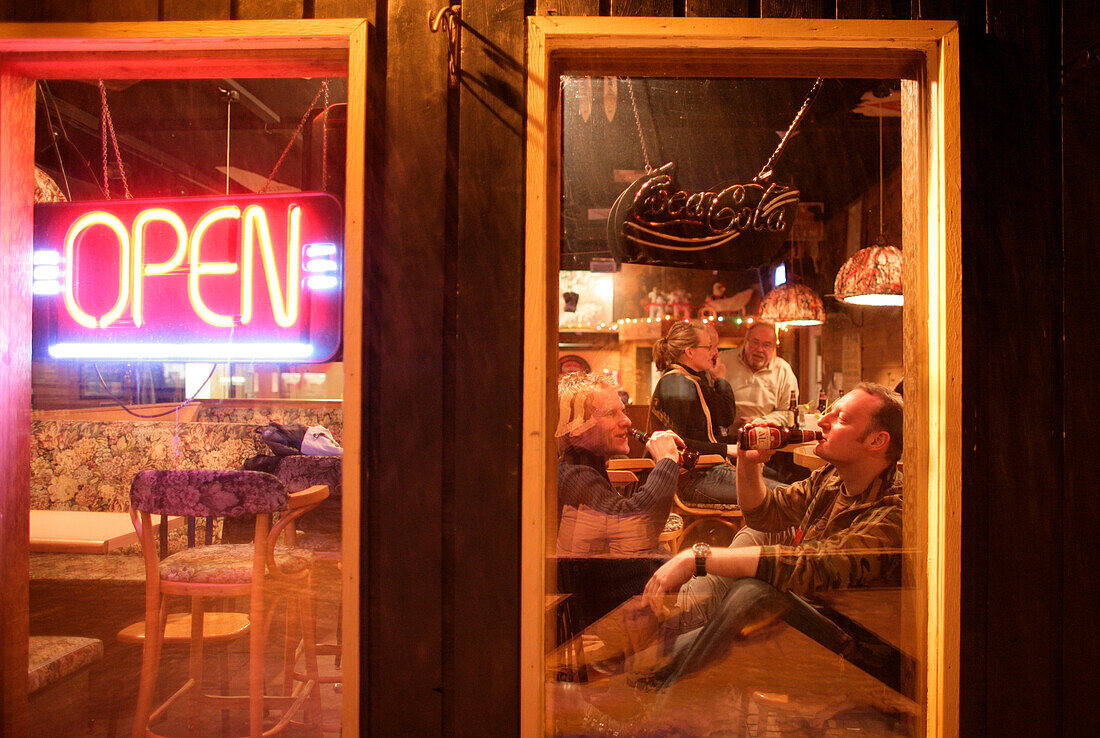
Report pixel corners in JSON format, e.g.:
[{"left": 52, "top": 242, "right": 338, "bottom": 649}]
[
  {"left": 708, "top": 355, "right": 728, "bottom": 381},
  {"left": 643, "top": 550, "right": 695, "bottom": 617}
]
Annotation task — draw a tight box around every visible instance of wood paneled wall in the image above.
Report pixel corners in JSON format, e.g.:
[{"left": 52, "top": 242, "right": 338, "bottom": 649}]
[
  {"left": 1061, "top": 3, "right": 1099, "bottom": 737},
  {"left": 0, "top": 0, "right": 1091, "bottom": 735},
  {"left": 939, "top": 0, "right": 1068, "bottom": 734}
]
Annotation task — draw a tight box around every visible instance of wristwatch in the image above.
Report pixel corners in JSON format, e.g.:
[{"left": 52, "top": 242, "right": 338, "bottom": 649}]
[{"left": 692, "top": 542, "right": 711, "bottom": 577}]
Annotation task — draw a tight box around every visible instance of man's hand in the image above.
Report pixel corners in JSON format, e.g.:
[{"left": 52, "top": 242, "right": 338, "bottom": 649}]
[
  {"left": 645, "top": 430, "right": 683, "bottom": 463},
  {"left": 737, "top": 418, "right": 780, "bottom": 466},
  {"left": 643, "top": 549, "right": 695, "bottom": 617}
]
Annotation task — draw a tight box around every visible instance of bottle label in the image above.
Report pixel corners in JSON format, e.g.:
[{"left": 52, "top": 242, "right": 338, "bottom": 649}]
[{"left": 746, "top": 427, "right": 780, "bottom": 450}]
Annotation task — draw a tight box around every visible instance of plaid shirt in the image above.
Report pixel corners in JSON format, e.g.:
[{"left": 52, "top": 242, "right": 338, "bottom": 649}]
[{"left": 743, "top": 462, "right": 903, "bottom": 595}]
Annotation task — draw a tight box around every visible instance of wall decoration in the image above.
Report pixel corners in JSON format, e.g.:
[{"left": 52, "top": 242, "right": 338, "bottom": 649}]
[
  {"left": 558, "top": 271, "right": 614, "bottom": 329},
  {"left": 558, "top": 354, "right": 591, "bottom": 375}
]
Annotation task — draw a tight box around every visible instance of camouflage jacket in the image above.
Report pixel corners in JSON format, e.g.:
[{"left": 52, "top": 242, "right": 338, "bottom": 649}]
[{"left": 743, "top": 462, "right": 903, "bottom": 596}]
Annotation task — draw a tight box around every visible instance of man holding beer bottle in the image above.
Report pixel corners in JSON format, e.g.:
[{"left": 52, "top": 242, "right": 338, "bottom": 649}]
[{"left": 638, "top": 382, "right": 904, "bottom": 688}]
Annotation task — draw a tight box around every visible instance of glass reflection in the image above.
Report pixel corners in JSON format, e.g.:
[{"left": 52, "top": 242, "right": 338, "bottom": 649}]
[
  {"left": 548, "top": 76, "right": 915, "bottom": 736},
  {"left": 30, "top": 77, "right": 345, "bottom": 735}
]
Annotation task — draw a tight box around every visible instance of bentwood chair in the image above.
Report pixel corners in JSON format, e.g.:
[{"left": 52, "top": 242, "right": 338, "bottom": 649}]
[
  {"left": 670, "top": 454, "right": 744, "bottom": 550},
  {"left": 128, "top": 469, "right": 329, "bottom": 738},
  {"left": 271, "top": 455, "right": 344, "bottom": 714}
]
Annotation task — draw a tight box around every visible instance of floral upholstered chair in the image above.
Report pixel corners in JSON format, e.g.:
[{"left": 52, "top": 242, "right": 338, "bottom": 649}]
[
  {"left": 128, "top": 469, "right": 329, "bottom": 738},
  {"left": 272, "top": 455, "right": 342, "bottom": 556},
  {"left": 271, "top": 455, "right": 344, "bottom": 709}
]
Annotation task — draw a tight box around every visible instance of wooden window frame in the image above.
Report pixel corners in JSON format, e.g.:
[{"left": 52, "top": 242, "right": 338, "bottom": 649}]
[
  {"left": 0, "top": 20, "right": 367, "bottom": 736},
  {"left": 522, "top": 17, "right": 960, "bottom": 737}
]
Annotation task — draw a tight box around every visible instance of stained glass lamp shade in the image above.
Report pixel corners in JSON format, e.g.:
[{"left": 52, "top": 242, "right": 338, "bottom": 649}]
[
  {"left": 834, "top": 237, "right": 904, "bottom": 306},
  {"left": 759, "top": 281, "right": 825, "bottom": 326}
]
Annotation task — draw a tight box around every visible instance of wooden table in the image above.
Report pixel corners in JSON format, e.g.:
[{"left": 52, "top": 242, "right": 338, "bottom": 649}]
[
  {"left": 788, "top": 442, "right": 827, "bottom": 471},
  {"left": 30, "top": 510, "right": 182, "bottom": 554}
]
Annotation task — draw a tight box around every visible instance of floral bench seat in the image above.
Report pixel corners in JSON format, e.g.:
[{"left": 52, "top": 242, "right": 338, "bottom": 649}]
[
  {"left": 28, "top": 635, "right": 103, "bottom": 695},
  {"left": 29, "top": 635, "right": 104, "bottom": 734}
]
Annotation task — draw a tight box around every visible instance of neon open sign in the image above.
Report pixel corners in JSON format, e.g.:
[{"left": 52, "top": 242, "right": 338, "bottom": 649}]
[{"left": 32, "top": 192, "right": 343, "bottom": 362}]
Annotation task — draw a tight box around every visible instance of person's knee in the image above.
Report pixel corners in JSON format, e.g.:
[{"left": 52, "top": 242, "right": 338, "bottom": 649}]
[{"left": 715, "top": 579, "right": 795, "bottom": 638}]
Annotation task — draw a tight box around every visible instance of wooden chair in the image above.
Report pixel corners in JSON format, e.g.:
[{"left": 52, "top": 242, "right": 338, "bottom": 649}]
[
  {"left": 607, "top": 469, "right": 639, "bottom": 498},
  {"left": 670, "top": 454, "right": 743, "bottom": 550},
  {"left": 272, "top": 455, "right": 344, "bottom": 709},
  {"left": 128, "top": 469, "right": 329, "bottom": 738}
]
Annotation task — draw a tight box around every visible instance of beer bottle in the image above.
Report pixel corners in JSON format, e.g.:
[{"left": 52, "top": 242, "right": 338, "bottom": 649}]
[
  {"left": 788, "top": 390, "right": 800, "bottom": 430},
  {"left": 817, "top": 388, "right": 828, "bottom": 413},
  {"left": 628, "top": 429, "right": 700, "bottom": 470},
  {"left": 737, "top": 425, "right": 823, "bottom": 451}
]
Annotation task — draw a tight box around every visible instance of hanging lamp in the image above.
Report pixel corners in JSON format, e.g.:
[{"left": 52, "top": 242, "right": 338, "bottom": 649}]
[
  {"left": 834, "top": 235, "right": 903, "bottom": 305},
  {"left": 834, "top": 114, "right": 904, "bottom": 306},
  {"left": 759, "top": 277, "right": 825, "bottom": 326}
]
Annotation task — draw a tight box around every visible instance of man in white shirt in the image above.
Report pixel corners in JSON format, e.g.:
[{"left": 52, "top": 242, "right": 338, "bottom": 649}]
[{"left": 722, "top": 321, "right": 799, "bottom": 429}]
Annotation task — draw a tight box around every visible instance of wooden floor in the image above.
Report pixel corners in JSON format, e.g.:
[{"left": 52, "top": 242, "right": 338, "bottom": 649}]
[{"left": 31, "top": 559, "right": 344, "bottom": 737}]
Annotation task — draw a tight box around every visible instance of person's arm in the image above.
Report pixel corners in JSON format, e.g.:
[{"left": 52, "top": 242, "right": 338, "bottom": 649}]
[
  {"left": 559, "top": 459, "right": 676, "bottom": 517},
  {"left": 738, "top": 418, "right": 817, "bottom": 530},
  {"left": 644, "top": 545, "right": 762, "bottom": 616},
  {"left": 709, "top": 376, "right": 737, "bottom": 427},
  {"left": 710, "top": 377, "right": 739, "bottom": 457},
  {"left": 734, "top": 438, "right": 775, "bottom": 513}
]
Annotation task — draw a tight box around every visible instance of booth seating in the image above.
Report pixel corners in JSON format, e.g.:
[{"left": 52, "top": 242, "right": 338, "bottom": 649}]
[
  {"left": 28, "top": 635, "right": 104, "bottom": 736},
  {"left": 127, "top": 469, "right": 329, "bottom": 738},
  {"left": 274, "top": 455, "right": 342, "bottom": 558}
]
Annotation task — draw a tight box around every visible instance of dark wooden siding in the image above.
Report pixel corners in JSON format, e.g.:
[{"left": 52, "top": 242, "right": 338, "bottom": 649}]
[
  {"left": 1060, "top": 1, "right": 1099, "bottom": 736},
  {"left": 0, "top": 0, "right": 1092, "bottom": 734}
]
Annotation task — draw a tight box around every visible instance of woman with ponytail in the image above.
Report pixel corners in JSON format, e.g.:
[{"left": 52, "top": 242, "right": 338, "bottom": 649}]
[{"left": 650, "top": 320, "right": 740, "bottom": 504}]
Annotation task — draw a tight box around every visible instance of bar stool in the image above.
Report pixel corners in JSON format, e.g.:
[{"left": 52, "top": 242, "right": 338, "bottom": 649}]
[{"left": 128, "top": 469, "right": 329, "bottom": 738}]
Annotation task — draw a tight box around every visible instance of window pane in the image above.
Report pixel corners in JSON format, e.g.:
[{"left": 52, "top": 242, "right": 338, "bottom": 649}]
[
  {"left": 30, "top": 76, "right": 346, "bottom": 735},
  {"left": 547, "top": 76, "right": 917, "bottom": 735}
]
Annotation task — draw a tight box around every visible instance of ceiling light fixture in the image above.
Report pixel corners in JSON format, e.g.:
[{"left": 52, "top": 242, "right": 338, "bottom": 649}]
[
  {"left": 834, "top": 114, "right": 903, "bottom": 306},
  {"left": 759, "top": 278, "right": 826, "bottom": 327}
]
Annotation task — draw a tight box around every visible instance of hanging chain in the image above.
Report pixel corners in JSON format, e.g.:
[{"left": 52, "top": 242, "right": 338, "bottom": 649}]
[
  {"left": 755, "top": 77, "right": 824, "bottom": 183},
  {"left": 625, "top": 78, "right": 653, "bottom": 173},
  {"left": 261, "top": 80, "right": 329, "bottom": 194},
  {"left": 878, "top": 113, "right": 884, "bottom": 237},
  {"left": 98, "top": 80, "right": 132, "bottom": 200},
  {"left": 321, "top": 82, "right": 330, "bottom": 191},
  {"left": 225, "top": 91, "right": 234, "bottom": 195}
]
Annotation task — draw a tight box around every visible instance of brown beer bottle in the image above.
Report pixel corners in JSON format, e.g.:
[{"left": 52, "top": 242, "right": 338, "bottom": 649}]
[
  {"left": 788, "top": 390, "right": 800, "bottom": 430},
  {"left": 737, "top": 425, "right": 823, "bottom": 451},
  {"left": 628, "top": 429, "right": 700, "bottom": 470},
  {"left": 817, "top": 388, "right": 828, "bottom": 413}
]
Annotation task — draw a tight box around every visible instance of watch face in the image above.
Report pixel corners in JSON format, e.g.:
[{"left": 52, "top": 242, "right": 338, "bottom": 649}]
[{"left": 693, "top": 542, "right": 710, "bottom": 557}]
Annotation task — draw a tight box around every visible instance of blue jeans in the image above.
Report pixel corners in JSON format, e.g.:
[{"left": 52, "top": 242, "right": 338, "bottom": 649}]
[
  {"left": 679, "top": 463, "right": 781, "bottom": 506},
  {"left": 679, "top": 463, "right": 738, "bottom": 504}
]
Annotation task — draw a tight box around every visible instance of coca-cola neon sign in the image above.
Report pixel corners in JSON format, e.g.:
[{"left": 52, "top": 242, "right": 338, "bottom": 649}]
[
  {"left": 32, "top": 192, "right": 343, "bottom": 362},
  {"left": 607, "top": 163, "right": 798, "bottom": 270}
]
